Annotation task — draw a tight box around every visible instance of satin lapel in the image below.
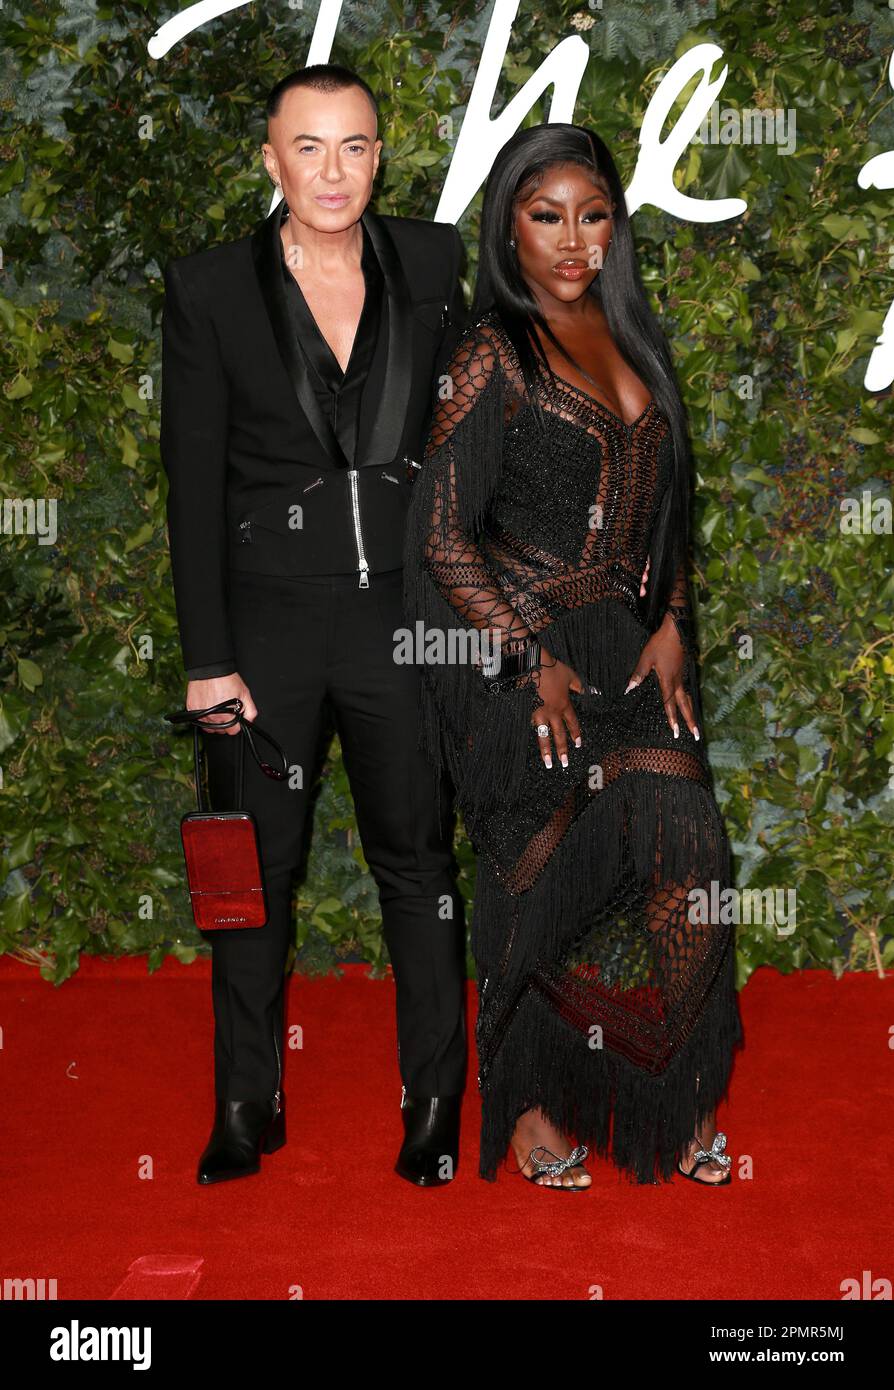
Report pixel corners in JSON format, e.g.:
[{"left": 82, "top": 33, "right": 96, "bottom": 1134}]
[
  {"left": 250, "top": 201, "right": 349, "bottom": 468},
  {"left": 359, "top": 208, "right": 413, "bottom": 466}
]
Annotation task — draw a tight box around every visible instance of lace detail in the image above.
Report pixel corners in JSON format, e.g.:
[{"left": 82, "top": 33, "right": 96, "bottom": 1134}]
[
  {"left": 403, "top": 309, "right": 742, "bottom": 1185},
  {"left": 419, "top": 318, "right": 674, "bottom": 642},
  {"left": 665, "top": 561, "right": 695, "bottom": 658}
]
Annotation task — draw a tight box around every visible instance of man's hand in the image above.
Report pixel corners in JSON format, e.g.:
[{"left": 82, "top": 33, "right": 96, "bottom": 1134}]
[{"left": 186, "top": 673, "right": 257, "bottom": 735}]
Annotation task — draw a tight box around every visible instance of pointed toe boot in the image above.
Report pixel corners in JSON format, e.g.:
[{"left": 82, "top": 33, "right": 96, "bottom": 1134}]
[
  {"left": 197, "top": 1096, "right": 285, "bottom": 1185},
  {"left": 395, "top": 1090, "right": 461, "bottom": 1187}
]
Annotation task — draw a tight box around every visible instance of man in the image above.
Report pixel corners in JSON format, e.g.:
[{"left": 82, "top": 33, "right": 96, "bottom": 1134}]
[{"left": 160, "top": 64, "right": 469, "bottom": 1187}]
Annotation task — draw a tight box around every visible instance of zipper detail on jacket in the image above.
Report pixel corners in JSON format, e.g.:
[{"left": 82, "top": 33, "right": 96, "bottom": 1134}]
[
  {"left": 239, "top": 519, "right": 252, "bottom": 545},
  {"left": 348, "top": 468, "right": 370, "bottom": 588},
  {"left": 272, "top": 1017, "right": 282, "bottom": 1117}
]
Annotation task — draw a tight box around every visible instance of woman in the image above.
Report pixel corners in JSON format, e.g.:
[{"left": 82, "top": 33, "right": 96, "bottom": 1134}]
[{"left": 404, "top": 124, "right": 743, "bottom": 1189}]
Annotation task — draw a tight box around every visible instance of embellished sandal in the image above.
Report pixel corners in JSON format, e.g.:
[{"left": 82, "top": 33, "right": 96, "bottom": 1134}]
[
  {"left": 519, "top": 1144, "right": 591, "bottom": 1190},
  {"left": 676, "top": 1132, "right": 732, "bottom": 1186}
]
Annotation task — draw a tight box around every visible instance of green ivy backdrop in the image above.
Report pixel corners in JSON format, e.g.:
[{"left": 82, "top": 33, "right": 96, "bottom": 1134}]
[{"left": 1, "top": 0, "right": 892, "bottom": 985}]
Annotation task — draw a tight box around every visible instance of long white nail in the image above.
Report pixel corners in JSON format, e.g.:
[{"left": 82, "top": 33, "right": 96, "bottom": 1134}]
[
  {"left": 544, "top": 756, "right": 552, "bottom": 768},
  {"left": 673, "top": 723, "right": 679, "bottom": 738},
  {"left": 560, "top": 754, "right": 568, "bottom": 768},
  {"left": 694, "top": 727, "right": 700, "bottom": 741}
]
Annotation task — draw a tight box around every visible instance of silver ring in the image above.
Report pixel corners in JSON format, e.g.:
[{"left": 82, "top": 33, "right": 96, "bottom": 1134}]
[{"left": 535, "top": 724, "right": 550, "bottom": 738}]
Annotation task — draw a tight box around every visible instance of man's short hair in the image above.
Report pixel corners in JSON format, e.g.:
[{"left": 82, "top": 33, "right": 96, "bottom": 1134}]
[{"left": 266, "top": 64, "right": 379, "bottom": 126}]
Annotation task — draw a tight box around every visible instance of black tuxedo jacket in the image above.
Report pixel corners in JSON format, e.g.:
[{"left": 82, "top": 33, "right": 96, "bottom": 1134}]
[{"left": 160, "top": 199, "right": 467, "bottom": 676}]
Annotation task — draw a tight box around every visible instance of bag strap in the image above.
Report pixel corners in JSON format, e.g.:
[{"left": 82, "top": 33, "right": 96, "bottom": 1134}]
[{"left": 164, "top": 698, "right": 288, "bottom": 812}]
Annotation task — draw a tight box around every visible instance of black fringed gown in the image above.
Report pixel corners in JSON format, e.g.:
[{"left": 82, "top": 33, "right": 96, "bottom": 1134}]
[{"left": 403, "top": 310, "right": 743, "bottom": 1184}]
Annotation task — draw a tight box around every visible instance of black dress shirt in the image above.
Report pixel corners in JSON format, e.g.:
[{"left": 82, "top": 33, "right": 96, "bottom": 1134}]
[{"left": 278, "top": 202, "right": 385, "bottom": 467}]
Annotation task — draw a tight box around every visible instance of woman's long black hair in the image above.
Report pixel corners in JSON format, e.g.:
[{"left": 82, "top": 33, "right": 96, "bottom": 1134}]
[{"left": 470, "top": 122, "right": 693, "bottom": 633}]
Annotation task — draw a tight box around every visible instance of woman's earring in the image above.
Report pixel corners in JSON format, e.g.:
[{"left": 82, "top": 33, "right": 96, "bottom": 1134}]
[{"left": 509, "top": 238, "right": 516, "bottom": 248}]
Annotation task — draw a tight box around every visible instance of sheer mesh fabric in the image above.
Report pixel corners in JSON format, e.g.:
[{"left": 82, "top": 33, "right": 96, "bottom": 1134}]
[
  {"left": 404, "top": 310, "right": 742, "bottom": 1184},
  {"left": 421, "top": 322, "right": 667, "bottom": 647}
]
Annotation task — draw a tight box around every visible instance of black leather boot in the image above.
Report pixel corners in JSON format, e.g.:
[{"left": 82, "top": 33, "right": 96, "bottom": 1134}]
[
  {"left": 395, "top": 1090, "right": 461, "bottom": 1186},
  {"left": 197, "top": 1096, "right": 285, "bottom": 1185}
]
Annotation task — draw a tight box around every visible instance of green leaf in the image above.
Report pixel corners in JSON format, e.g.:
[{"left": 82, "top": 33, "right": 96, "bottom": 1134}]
[
  {"left": 17, "top": 658, "right": 43, "bottom": 691},
  {"left": 6, "top": 374, "right": 33, "bottom": 400},
  {"left": 121, "top": 382, "right": 148, "bottom": 414},
  {"left": 124, "top": 522, "right": 155, "bottom": 553},
  {"left": 821, "top": 214, "right": 862, "bottom": 241},
  {"left": 0, "top": 699, "right": 25, "bottom": 752},
  {"left": 108, "top": 337, "right": 135, "bottom": 364},
  {"left": 120, "top": 425, "right": 139, "bottom": 468},
  {"left": 6, "top": 829, "right": 36, "bottom": 870},
  {"left": 834, "top": 328, "right": 857, "bottom": 358}
]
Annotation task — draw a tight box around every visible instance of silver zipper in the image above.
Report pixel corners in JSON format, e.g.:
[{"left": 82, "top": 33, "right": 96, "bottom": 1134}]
[
  {"left": 303, "top": 476, "right": 323, "bottom": 493},
  {"left": 348, "top": 468, "right": 370, "bottom": 588},
  {"left": 239, "top": 519, "right": 252, "bottom": 545},
  {"left": 272, "top": 1019, "right": 282, "bottom": 1116}
]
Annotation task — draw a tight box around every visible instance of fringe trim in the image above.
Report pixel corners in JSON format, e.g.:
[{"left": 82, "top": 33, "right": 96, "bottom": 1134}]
[
  {"left": 471, "top": 771, "right": 741, "bottom": 1184},
  {"left": 472, "top": 769, "right": 732, "bottom": 985},
  {"left": 478, "top": 927, "right": 743, "bottom": 1185},
  {"left": 404, "top": 554, "right": 687, "bottom": 829},
  {"left": 402, "top": 360, "right": 529, "bottom": 811}
]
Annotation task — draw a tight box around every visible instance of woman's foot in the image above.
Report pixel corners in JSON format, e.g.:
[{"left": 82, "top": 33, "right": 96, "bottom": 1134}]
[
  {"left": 678, "top": 1117, "right": 730, "bottom": 1184},
  {"left": 509, "top": 1107, "right": 592, "bottom": 1188}
]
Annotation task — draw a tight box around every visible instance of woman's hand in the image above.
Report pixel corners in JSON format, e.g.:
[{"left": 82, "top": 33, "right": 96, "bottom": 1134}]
[
  {"left": 531, "top": 647, "right": 585, "bottom": 769},
  {"left": 624, "top": 615, "right": 699, "bottom": 741}
]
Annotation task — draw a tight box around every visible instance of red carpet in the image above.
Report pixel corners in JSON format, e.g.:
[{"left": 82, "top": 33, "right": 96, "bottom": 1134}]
[{"left": 1, "top": 956, "right": 890, "bottom": 1300}]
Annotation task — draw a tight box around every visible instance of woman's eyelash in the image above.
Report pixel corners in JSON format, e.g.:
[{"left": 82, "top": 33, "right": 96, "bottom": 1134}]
[{"left": 529, "top": 211, "right": 608, "bottom": 223}]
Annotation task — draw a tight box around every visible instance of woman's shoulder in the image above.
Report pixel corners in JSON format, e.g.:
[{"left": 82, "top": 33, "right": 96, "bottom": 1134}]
[
  {"left": 464, "top": 305, "right": 510, "bottom": 344},
  {"left": 449, "top": 307, "right": 522, "bottom": 381}
]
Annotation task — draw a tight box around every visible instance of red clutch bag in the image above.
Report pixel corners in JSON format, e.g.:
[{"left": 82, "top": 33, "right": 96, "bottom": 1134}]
[{"left": 164, "top": 698, "right": 288, "bottom": 931}]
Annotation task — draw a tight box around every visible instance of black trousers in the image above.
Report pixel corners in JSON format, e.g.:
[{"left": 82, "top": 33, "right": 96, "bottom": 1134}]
[{"left": 201, "top": 566, "right": 467, "bottom": 1105}]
